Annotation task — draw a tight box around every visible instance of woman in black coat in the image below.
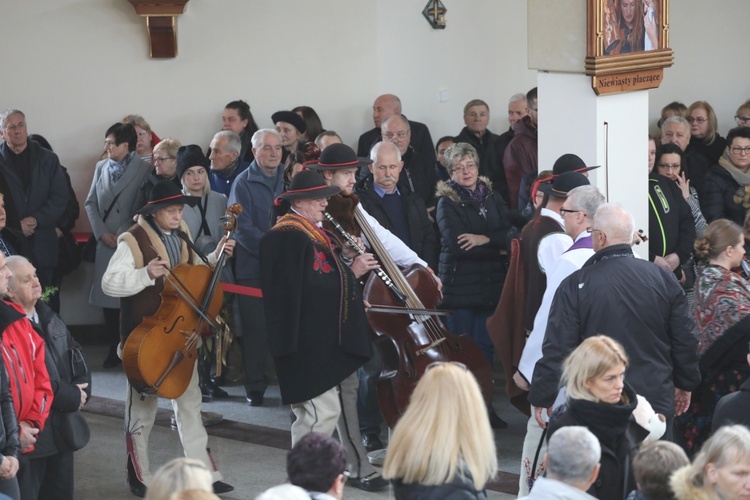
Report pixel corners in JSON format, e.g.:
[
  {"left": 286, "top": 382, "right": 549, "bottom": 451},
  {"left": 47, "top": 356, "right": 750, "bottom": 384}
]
[
  {"left": 701, "top": 126, "right": 750, "bottom": 225},
  {"left": 547, "top": 336, "right": 649, "bottom": 500},
  {"left": 435, "top": 142, "right": 511, "bottom": 367}
]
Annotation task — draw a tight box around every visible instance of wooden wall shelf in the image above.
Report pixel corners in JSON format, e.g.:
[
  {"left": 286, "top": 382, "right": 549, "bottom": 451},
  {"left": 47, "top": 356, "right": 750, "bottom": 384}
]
[{"left": 128, "top": 0, "right": 189, "bottom": 58}]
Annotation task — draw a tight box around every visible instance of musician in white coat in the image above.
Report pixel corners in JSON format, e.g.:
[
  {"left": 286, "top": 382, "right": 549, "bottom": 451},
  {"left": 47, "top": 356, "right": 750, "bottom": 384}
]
[
  {"left": 102, "top": 181, "right": 234, "bottom": 498},
  {"left": 514, "top": 185, "right": 605, "bottom": 495}
]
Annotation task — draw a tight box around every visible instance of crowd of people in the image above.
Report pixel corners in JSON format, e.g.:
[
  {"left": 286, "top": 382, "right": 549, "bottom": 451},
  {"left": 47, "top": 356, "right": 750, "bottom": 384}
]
[{"left": 1, "top": 91, "right": 750, "bottom": 499}]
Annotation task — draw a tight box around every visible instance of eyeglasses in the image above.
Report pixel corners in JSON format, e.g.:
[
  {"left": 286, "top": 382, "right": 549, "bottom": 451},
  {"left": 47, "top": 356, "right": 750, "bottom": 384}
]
[
  {"left": 730, "top": 146, "right": 750, "bottom": 155},
  {"left": 137, "top": 130, "right": 149, "bottom": 138},
  {"left": 451, "top": 164, "right": 478, "bottom": 174},
  {"left": 657, "top": 163, "right": 681, "bottom": 170},
  {"left": 735, "top": 116, "right": 750, "bottom": 125},
  {"left": 153, "top": 156, "right": 175, "bottom": 164},
  {"left": 587, "top": 228, "right": 606, "bottom": 239},
  {"left": 559, "top": 208, "right": 583, "bottom": 216},
  {"left": 104, "top": 140, "right": 118, "bottom": 147},
  {"left": 383, "top": 130, "right": 410, "bottom": 140},
  {"left": 686, "top": 116, "right": 707, "bottom": 124},
  {"left": 425, "top": 361, "right": 468, "bottom": 372}
]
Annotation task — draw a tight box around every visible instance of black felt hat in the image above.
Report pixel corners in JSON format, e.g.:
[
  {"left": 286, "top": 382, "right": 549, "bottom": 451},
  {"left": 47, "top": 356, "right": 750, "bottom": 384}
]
[
  {"left": 538, "top": 171, "right": 590, "bottom": 198},
  {"left": 136, "top": 180, "right": 199, "bottom": 215},
  {"left": 303, "top": 143, "right": 373, "bottom": 171},
  {"left": 176, "top": 144, "right": 210, "bottom": 179},
  {"left": 271, "top": 111, "right": 307, "bottom": 134},
  {"left": 552, "top": 153, "right": 601, "bottom": 175},
  {"left": 278, "top": 170, "right": 340, "bottom": 201}
]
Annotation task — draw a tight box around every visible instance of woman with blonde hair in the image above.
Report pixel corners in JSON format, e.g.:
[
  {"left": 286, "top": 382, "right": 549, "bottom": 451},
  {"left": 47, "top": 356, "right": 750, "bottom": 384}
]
[
  {"left": 382, "top": 362, "right": 497, "bottom": 498},
  {"left": 146, "top": 458, "right": 214, "bottom": 500},
  {"left": 677, "top": 219, "right": 750, "bottom": 454},
  {"left": 547, "top": 336, "right": 649, "bottom": 500},
  {"left": 688, "top": 101, "right": 726, "bottom": 165},
  {"left": 671, "top": 425, "right": 750, "bottom": 499}
]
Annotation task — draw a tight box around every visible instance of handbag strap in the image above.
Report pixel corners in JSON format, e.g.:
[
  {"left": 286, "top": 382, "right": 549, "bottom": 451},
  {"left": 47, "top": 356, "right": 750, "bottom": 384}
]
[{"left": 102, "top": 190, "right": 123, "bottom": 223}]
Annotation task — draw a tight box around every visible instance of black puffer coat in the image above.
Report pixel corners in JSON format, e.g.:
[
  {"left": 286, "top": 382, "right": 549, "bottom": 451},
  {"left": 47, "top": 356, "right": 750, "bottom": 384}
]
[
  {"left": 435, "top": 178, "right": 511, "bottom": 310},
  {"left": 701, "top": 162, "right": 746, "bottom": 225}
]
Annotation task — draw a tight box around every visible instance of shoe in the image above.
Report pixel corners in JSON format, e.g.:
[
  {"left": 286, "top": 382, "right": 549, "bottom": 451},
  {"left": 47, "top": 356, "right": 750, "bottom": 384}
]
[
  {"left": 246, "top": 391, "right": 264, "bottom": 407},
  {"left": 362, "top": 432, "right": 384, "bottom": 451},
  {"left": 212, "top": 481, "right": 234, "bottom": 494},
  {"left": 348, "top": 471, "right": 388, "bottom": 492},
  {"left": 103, "top": 347, "right": 121, "bottom": 369},
  {"left": 209, "top": 383, "right": 229, "bottom": 399},
  {"left": 200, "top": 384, "right": 213, "bottom": 403},
  {"left": 127, "top": 456, "right": 147, "bottom": 497},
  {"left": 368, "top": 448, "right": 387, "bottom": 467},
  {"left": 201, "top": 411, "right": 223, "bottom": 426},
  {"left": 488, "top": 407, "right": 508, "bottom": 429}
]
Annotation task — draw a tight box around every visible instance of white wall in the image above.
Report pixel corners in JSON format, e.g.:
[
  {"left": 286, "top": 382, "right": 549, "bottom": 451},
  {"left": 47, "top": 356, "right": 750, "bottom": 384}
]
[{"left": 0, "top": 0, "right": 747, "bottom": 324}]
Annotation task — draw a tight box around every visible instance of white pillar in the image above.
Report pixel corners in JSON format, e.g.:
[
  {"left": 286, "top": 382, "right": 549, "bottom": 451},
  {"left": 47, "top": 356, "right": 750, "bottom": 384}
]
[{"left": 538, "top": 72, "right": 649, "bottom": 258}]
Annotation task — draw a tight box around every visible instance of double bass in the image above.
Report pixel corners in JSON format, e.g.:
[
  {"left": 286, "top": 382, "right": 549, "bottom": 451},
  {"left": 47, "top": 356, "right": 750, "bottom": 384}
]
[
  {"left": 326, "top": 204, "right": 495, "bottom": 428},
  {"left": 122, "top": 204, "right": 241, "bottom": 399}
]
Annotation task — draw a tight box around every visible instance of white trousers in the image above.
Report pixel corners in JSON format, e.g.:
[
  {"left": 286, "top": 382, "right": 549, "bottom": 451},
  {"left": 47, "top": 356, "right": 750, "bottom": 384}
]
[
  {"left": 125, "top": 363, "right": 222, "bottom": 485},
  {"left": 290, "top": 371, "right": 377, "bottom": 479},
  {"left": 518, "top": 405, "right": 547, "bottom": 496}
]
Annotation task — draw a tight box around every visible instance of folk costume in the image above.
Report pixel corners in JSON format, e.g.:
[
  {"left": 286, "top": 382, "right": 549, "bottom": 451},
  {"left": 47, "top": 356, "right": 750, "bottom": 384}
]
[
  {"left": 102, "top": 182, "right": 231, "bottom": 497},
  {"left": 260, "top": 170, "right": 385, "bottom": 491}
]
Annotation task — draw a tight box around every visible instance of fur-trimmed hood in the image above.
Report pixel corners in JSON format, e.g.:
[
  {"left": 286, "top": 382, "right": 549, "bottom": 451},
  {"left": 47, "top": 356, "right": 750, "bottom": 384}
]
[
  {"left": 118, "top": 216, "right": 192, "bottom": 269},
  {"left": 435, "top": 176, "right": 494, "bottom": 204},
  {"left": 670, "top": 466, "right": 713, "bottom": 500}
]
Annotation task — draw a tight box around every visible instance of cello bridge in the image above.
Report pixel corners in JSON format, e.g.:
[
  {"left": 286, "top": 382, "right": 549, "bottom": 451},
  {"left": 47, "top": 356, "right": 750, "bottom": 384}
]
[{"left": 415, "top": 337, "right": 446, "bottom": 356}]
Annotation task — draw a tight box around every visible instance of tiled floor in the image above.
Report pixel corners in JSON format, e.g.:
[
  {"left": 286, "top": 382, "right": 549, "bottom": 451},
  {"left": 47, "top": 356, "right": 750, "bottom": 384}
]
[{"left": 75, "top": 345, "right": 524, "bottom": 499}]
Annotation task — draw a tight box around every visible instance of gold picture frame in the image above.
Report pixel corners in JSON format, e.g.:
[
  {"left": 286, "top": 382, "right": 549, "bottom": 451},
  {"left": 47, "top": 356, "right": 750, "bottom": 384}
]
[{"left": 586, "top": 0, "right": 673, "bottom": 94}]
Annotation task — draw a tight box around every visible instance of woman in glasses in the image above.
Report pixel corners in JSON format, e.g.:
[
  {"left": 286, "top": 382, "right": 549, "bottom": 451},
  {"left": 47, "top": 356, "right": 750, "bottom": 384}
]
[
  {"left": 648, "top": 143, "right": 696, "bottom": 290},
  {"left": 546, "top": 336, "right": 651, "bottom": 500},
  {"left": 382, "top": 362, "right": 497, "bottom": 499},
  {"left": 687, "top": 101, "right": 726, "bottom": 165},
  {"left": 435, "top": 142, "right": 514, "bottom": 428},
  {"left": 702, "top": 127, "right": 750, "bottom": 226}
]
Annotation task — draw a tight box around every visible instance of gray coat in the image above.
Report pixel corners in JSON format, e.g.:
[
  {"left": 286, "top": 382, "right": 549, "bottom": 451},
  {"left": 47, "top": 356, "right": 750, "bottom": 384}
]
[
  {"left": 84, "top": 154, "right": 153, "bottom": 308},
  {"left": 181, "top": 190, "right": 227, "bottom": 256}
]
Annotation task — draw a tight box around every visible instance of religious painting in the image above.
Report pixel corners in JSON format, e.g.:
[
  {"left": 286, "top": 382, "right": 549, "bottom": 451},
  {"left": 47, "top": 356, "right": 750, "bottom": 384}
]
[{"left": 586, "top": 0, "right": 672, "bottom": 94}]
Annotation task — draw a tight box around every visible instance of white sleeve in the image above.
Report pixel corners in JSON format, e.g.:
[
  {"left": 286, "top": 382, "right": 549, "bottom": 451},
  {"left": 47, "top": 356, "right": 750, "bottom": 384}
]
[
  {"left": 518, "top": 256, "right": 578, "bottom": 382},
  {"left": 359, "top": 206, "right": 427, "bottom": 268},
  {"left": 101, "top": 241, "right": 155, "bottom": 297},
  {"left": 536, "top": 233, "right": 573, "bottom": 273}
]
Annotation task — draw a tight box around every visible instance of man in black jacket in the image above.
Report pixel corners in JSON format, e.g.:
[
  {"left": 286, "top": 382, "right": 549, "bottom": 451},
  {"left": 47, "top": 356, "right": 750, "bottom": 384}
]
[
  {"left": 356, "top": 141, "right": 437, "bottom": 269},
  {"left": 529, "top": 204, "right": 700, "bottom": 440},
  {"left": 0, "top": 110, "right": 68, "bottom": 291}
]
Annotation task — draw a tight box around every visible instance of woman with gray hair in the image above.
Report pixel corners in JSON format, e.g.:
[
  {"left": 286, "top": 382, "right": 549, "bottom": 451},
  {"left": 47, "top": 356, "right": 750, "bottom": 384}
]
[{"left": 434, "top": 142, "right": 513, "bottom": 428}]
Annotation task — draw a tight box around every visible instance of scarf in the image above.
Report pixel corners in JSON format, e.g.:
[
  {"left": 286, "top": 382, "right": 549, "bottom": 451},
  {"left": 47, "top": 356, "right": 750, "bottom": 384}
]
[
  {"left": 108, "top": 151, "right": 134, "bottom": 184},
  {"left": 213, "top": 159, "right": 240, "bottom": 180},
  {"left": 693, "top": 264, "right": 750, "bottom": 354},
  {"left": 450, "top": 178, "right": 489, "bottom": 207},
  {"left": 565, "top": 384, "right": 637, "bottom": 451},
  {"left": 719, "top": 153, "right": 750, "bottom": 208}
]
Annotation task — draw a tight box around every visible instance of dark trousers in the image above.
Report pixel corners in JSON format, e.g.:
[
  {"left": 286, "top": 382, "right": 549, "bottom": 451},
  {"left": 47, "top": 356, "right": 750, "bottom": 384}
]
[
  {"left": 237, "top": 279, "right": 269, "bottom": 395},
  {"left": 21, "top": 450, "right": 74, "bottom": 500},
  {"left": 357, "top": 346, "right": 383, "bottom": 436},
  {"left": 103, "top": 307, "right": 120, "bottom": 348}
]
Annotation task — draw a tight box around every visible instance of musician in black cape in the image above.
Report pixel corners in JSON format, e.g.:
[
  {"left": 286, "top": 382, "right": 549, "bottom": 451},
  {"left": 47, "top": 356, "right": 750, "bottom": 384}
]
[{"left": 260, "top": 170, "right": 388, "bottom": 492}]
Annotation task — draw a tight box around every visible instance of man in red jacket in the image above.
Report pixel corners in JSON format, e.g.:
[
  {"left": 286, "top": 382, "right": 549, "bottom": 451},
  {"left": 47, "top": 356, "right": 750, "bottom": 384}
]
[{"left": 0, "top": 251, "right": 53, "bottom": 497}]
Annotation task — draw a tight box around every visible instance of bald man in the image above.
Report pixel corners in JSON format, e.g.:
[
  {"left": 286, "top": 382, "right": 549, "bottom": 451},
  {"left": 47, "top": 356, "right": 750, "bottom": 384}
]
[{"left": 357, "top": 94, "right": 436, "bottom": 163}]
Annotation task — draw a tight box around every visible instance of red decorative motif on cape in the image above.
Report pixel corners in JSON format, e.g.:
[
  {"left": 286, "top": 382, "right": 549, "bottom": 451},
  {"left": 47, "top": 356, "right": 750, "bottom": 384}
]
[{"left": 313, "top": 248, "right": 332, "bottom": 273}]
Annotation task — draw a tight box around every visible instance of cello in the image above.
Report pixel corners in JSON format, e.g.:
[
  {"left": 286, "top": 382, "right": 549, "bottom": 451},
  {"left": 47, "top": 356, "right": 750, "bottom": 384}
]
[
  {"left": 327, "top": 205, "right": 495, "bottom": 428},
  {"left": 122, "top": 204, "right": 241, "bottom": 399}
]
